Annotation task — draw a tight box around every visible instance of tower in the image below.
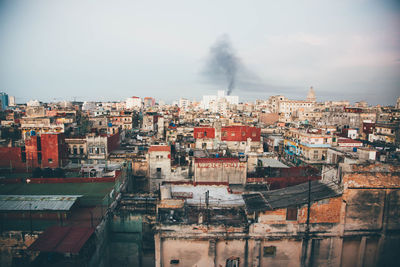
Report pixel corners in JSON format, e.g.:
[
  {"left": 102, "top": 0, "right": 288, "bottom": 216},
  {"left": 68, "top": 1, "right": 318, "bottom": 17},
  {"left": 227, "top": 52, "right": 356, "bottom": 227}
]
[{"left": 307, "top": 86, "right": 316, "bottom": 102}]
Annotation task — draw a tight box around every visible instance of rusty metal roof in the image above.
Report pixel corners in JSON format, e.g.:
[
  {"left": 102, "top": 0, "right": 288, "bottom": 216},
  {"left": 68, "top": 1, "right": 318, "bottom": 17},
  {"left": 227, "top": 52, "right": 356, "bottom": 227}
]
[
  {"left": 243, "top": 181, "right": 342, "bottom": 213},
  {"left": 0, "top": 195, "right": 82, "bottom": 211},
  {"left": 29, "top": 226, "right": 95, "bottom": 254}
]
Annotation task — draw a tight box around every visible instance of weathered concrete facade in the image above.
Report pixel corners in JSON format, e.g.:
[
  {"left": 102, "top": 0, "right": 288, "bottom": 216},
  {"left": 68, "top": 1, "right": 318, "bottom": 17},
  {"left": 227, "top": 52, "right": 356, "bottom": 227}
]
[
  {"left": 194, "top": 158, "right": 247, "bottom": 185},
  {"left": 155, "top": 163, "right": 400, "bottom": 267}
]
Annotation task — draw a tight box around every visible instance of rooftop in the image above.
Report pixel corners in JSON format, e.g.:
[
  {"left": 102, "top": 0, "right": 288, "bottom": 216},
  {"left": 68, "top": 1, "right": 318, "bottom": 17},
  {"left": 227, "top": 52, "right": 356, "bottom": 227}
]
[
  {"left": 0, "top": 182, "right": 114, "bottom": 206},
  {"left": 29, "top": 225, "right": 95, "bottom": 254},
  {"left": 0, "top": 195, "right": 81, "bottom": 211},
  {"left": 170, "top": 185, "right": 245, "bottom": 207},
  {"left": 243, "top": 181, "right": 342, "bottom": 213},
  {"left": 148, "top": 145, "right": 171, "bottom": 152},
  {"left": 258, "top": 158, "right": 289, "bottom": 168}
]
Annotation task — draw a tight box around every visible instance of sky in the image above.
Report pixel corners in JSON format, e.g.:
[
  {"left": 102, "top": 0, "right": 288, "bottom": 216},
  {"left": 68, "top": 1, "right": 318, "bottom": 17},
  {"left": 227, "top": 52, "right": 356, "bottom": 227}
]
[{"left": 0, "top": 0, "right": 399, "bottom": 105}]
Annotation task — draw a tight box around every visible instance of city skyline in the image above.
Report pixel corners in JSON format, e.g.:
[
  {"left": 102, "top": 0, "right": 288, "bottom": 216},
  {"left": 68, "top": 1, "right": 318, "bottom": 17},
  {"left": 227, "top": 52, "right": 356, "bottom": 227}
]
[{"left": 0, "top": 0, "right": 399, "bottom": 105}]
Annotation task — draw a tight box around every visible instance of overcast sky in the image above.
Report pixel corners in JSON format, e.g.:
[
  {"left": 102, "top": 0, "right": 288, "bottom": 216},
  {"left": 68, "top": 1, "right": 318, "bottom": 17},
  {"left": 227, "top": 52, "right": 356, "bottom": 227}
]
[{"left": 0, "top": 0, "right": 399, "bottom": 105}]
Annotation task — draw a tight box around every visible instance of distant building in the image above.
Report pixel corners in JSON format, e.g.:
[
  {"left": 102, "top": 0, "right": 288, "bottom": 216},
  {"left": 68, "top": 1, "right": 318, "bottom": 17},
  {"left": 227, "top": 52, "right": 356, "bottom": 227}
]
[
  {"left": 178, "top": 98, "right": 191, "bottom": 110},
  {"left": 306, "top": 86, "right": 316, "bottom": 102},
  {"left": 201, "top": 90, "right": 239, "bottom": 110},
  {"left": 8, "top": 96, "right": 15, "bottom": 106},
  {"left": 144, "top": 97, "right": 156, "bottom": 108},
  {"left": 125, "top": 96, "right": 142, "bottom": 110},
  {"left": 27, "top": 99, "right": 41, "bottom": 107},
  {"left": 0, "top": 92, "right": 9, "bottom": 110}
]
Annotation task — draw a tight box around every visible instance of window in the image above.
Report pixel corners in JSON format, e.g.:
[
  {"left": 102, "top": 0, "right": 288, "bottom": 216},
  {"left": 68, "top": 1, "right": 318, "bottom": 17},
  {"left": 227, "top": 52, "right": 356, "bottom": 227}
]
[
  {"left": 170, "top": 259, "right": 179, "bottom": 264},
  {"left": 226, "top": 257, "right": 239, "bottom": 267},
  {"left": 286, "top": 207, "right": 297, "bottom": 220},
  {"left": 222, "top": 131, "right": 227, "bottom": 137},
  {"left": 79, "top": 146, "right": 84, "bottom": 154},
  {"left": 48, "top": 158, "right": 53, "bottom": 163},
  {"left": 263, "top": 246, "right": 277, "bottom": 257},
  {"left": 73, "top": 146, "right": 77, "bottom": 155},
  {"left": 313, "top": 150, "right": 319, "bottom": 160}
]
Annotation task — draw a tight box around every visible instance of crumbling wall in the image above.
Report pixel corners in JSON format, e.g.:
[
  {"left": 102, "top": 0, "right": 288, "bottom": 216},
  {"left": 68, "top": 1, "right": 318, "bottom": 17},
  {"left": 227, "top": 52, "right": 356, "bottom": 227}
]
[
  {"left": 259, "top": 239, "right": 302, "bottom": 267},
  {"left": 344, "top": 189, "right": 385, "bottom": 230},
  {"left": 0, "top": 232, "right": 39, "bottom": 267},
  {"left": 160, "top": 239, "right": 213, "bottom": 267}
]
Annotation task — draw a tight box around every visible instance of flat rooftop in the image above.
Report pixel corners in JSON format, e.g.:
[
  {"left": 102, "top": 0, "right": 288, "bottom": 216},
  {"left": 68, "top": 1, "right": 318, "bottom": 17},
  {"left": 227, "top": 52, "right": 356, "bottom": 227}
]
[
  {"left": 170, "top": 185, "right": 245, "bottom": 207},
  {"left": 0, "top": 182, "right": 115, "bottom": 206}
]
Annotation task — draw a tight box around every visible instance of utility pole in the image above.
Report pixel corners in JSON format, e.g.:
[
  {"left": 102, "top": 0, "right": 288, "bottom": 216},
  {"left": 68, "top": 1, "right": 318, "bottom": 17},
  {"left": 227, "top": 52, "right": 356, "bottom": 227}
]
[
  {"left": 301, "top": 170, "right": 312, "bottom": 267},
  {"left": 205, "top": 190, "right": 209, "bottom": 225}
]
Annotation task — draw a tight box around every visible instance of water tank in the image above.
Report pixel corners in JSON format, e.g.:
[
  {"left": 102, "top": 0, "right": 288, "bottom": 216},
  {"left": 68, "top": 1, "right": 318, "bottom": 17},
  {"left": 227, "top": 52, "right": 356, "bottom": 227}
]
[
  {"left": 160, "top": 186, "right": 172, "bottom": 200},
  {"left": 353, "top": 147, "right": 357, "bottom": 152},
  {"left": 30, "top": 130, "right": 36, "bottom": 136}
]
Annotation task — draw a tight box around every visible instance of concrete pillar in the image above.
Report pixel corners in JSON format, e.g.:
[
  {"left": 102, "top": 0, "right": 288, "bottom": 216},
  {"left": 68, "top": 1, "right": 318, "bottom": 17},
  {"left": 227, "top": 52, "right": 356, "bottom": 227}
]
[
  {"left": 357, "top": 236, "right": 367, "bottom": 267},
  {"left": 155, "top": 234, "right": 162, "bottom": 267}
]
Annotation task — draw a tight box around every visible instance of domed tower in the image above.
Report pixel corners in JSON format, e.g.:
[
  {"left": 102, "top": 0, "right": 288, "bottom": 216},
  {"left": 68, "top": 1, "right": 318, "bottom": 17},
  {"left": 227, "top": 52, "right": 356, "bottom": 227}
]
[{"left": 307, "top": 86, "right": 316, "bottom": 102}]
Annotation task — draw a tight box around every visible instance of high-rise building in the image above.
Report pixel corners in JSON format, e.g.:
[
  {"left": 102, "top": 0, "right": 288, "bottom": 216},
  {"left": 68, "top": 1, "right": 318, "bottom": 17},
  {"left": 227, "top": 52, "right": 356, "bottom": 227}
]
[
  {"left": 201, "top": 90, "right": 239, "bottom": 110},
  {"left": 8, "top": 96, "right": 15, "bottom": 106},
  {"left": 0, "top": 92, "right": 9, "bottom": 110}
]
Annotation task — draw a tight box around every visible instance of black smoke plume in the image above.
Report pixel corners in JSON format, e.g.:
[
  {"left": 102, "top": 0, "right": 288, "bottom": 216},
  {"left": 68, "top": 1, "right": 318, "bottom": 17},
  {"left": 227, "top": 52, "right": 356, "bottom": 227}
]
[{"left": 203, "top": 35, "right": 240, "bottom": 95}]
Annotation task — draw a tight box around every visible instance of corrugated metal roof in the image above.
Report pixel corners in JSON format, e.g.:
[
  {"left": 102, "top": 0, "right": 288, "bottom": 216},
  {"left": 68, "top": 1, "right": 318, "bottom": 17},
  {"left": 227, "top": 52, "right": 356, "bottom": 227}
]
[
  {"left": 243, "top": 181, "right": 342, "bottom": 213},
  {"left": 0, "top": 195, "right": 82, "bottom": 211},
  {"left": 29, "top": 226, "right": 95, "bottom": 254},
  {"left": 258, "top": 158, "right": 289, "bottom": 168}
]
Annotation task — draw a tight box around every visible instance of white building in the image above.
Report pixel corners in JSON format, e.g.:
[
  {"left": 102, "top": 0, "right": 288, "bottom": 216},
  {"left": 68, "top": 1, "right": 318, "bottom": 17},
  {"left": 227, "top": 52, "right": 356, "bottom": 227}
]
[
  {"left": 27, "top": 99, "right": 41, "bottom": 107},
  {"left": 201, "top": 90, "right": 239, "bottom": 110},
  {"left": 8, "top": 96, "right": 15, "bottom": 106},
  {"left": 125, "top": 96, "right": 142, "bottom": 110},
  {"left": 178, "top": 98, "right": 191, "bottom": 110},
  {"left": 82, "top": 101, "right": 96, "bottom": 111}
]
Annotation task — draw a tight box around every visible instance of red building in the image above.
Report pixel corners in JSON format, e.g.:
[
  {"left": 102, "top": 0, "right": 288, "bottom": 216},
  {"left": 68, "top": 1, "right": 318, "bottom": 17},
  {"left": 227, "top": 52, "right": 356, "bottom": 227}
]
[
  {"left": 194, "top": 127, "right": 215, "bottom": 139},
  {"left": 221, "top": 126, "right": 261, "bottom": 142},
  {"left": 0, "top": 147, "right": 26, "bottom": 171},
  {"left": 0, "top": 133, "right": 68, "bottom": 171},
  {"left": 41, "top": 133, "right": 68, "bottom": 168}
]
